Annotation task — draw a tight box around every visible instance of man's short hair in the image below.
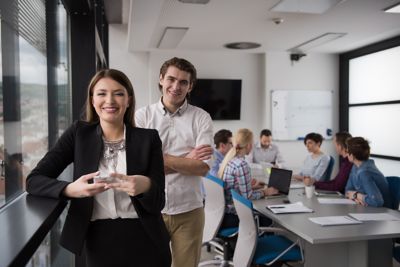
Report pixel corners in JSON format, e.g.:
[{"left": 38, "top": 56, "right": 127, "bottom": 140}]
[
  {"left": 334, "top": 132, "right": 352, "bottom": 150},
  {"left": 260, "top": 129, "right": 272, "bottom": 138},
  {"left": 304, "top": 132, "right": 323, "bottom": 145},
  {"left": 214, "top": 129, "right": 233, "bottom": 148},
  {"left": 347, "top": 137, "right": 370, "bottom": 161},
  {"left": 159, "top": 57, "right": 197, "bottom": 91}
]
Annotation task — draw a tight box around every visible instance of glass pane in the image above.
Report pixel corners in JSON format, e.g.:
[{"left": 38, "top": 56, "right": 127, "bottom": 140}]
[
  {"left": 56, "top": 3, "right": 71, "bottom": 134},
  {"left": 349, "top": 104, "right": 400, "bottom": 158},
  {"left": 0, "top": 18, "right": 4, "bottom": 206},
  {"left": 372, "top": 157, "right": 400, "bottom": 177},
  {"left": 349, "top": 45, "right": 400, "bottom": 104},
  {"left": 19, "top": 36, "right": 48, "bottom": 190}
]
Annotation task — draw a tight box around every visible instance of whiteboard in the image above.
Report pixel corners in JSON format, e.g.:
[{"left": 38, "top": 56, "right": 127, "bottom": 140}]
[{"left": 271, "top": 90, "right": 333, "bottom": 141}]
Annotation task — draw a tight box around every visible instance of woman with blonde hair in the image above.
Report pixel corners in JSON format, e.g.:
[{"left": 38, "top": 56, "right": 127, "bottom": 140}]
[{"left": 218, "top": 128, "right": 278, "bottom": 228}]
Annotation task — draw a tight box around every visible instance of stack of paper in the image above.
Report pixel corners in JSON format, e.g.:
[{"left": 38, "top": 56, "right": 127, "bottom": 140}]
[
  {"left": 309, "top": 216, "right": 362, "bottom": 226},
  {"left": 317, "top": 198, "right": 356, "bottom": 205},
  {"left": 349, "top": 213, "right": 400, "bottom": 221},
  {"left": 314, "top": 190, "right": 343, "bottom": 197},
  {"left": 267, "top": 202, "right": 313, "bottom": 214}
]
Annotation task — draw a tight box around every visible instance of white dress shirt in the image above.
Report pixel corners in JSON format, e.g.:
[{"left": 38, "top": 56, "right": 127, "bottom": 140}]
[
  {"left": 135, "top": 99, "right": 213, "bottom": 215},
  {"left": 248, "top": 142, "right": 284, "bottom": 167},
  {"left": 91, "top": 128, "right": 138, "bottom": 221}
]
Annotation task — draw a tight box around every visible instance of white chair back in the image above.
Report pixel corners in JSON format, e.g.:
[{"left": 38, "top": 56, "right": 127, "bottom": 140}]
[
  {"left": 231, "top": 190, "right": 258, "bottom": 267},
  {"left": 202, "top": 174, "right": 225, "bottom": 243}
]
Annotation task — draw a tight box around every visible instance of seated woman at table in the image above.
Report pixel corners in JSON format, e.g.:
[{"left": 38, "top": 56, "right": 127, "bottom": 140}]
[
  {"left": 345, "top": 137, "right": 391, "bottom": 208},
  {"left": 304, "top": 132, "right": 353, "bottom": 193},
  {"left": 293, "top": 132, "right": 330, "bottom": 182},
  {"left": 218, "top": 128, "right": 278, "bottom": 228}
]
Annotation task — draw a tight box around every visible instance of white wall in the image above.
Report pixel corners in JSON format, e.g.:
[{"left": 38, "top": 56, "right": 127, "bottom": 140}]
[
  {"left": 109, "top": 25, "right": 339, "bottom": 173},
  {"left": 265, "top": 52, "right": 339, "bottom": 171}
]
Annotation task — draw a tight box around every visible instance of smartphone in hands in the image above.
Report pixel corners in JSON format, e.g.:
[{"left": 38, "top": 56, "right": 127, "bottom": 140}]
[{"left": 93, "top": 175, "right": 117, "bottom": 184}]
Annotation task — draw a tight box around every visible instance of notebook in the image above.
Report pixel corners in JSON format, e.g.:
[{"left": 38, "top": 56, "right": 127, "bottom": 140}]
[{"left": 265, "top": 167, "right": 293, "bottom": 199}]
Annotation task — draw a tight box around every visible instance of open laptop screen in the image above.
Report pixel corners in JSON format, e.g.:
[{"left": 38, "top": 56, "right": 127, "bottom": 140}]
[{"left": 267, "top": 168, "right": 293, "bottom": 195}]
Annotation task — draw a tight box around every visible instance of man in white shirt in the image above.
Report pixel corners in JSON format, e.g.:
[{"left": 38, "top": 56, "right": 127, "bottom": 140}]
[
  {"left": 135, "top": 57, "right": 213, "bottom": 267},
  {"left": 249, "top": 129, "right": 284, "bottom": 167}
]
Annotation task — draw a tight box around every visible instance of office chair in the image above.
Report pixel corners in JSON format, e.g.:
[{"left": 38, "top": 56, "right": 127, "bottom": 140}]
[
  {"left": 231, "top": 189, "right": 303, "bottom": 267},
  {"left": 199, "top": 174, "right": 237, "bottom": 267},
  {"left": 386, "top": 176, "right": 400, "bottom": 210},
  {"left": 321, "top": 156, "right": 335, "bottom": 181},
  {"left": 385, "top": 176, "right": 400, "bottom": 263}
]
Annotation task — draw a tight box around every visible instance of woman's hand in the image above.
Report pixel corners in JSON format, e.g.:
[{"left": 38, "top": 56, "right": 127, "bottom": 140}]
[
  {"left": 63, "top": 171, "right": 108, "bottom": 198},
  {"left": 107, "top": 173, "right": 151, "bottom": 196},
  {"left": 251, "top": 178, "right": 265, "bottom": 190},
  {"left": 303, "top": 176, "right": 315, "bottom": 186},
  {"left": 293, "top": 174, "right": 304, "bottom": 181},
  {"left": 263, "top": 186, "right": 279, "bottom": 197}
]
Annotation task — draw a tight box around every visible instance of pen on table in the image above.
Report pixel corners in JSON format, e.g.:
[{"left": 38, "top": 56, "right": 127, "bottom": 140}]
[{"left": 270, "top": 206, "right": 285, "bottom": 209}]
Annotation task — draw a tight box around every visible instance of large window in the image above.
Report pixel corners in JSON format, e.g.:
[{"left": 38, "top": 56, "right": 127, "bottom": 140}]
[
  {"left": 0, "top": 0, "right": 71, "bottom": 208},
  {"left": 340, "top": 36, "right": 400, "bottom": 176}
]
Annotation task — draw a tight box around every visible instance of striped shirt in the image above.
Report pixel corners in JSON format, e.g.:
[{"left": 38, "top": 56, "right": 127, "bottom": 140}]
[{"left": 222, "top": 156, "right": 263, "bottom": 214}]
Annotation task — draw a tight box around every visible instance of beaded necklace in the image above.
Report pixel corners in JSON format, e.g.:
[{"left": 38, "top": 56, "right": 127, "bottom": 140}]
[{"left": 102, "top": 139, "right": 126, "bottom": 172}]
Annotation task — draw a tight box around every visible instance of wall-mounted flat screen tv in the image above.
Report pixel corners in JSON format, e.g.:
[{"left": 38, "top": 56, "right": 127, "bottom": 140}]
[{"left": 188, "top": 79, "right": 242, "bottom": 120}]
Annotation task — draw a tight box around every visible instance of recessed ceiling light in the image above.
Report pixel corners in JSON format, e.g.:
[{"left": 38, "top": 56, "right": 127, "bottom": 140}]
[
  {"left": 384, "top": 2, "right": 400, "bottom": 13},
  {"left": 289, "top": 32, "right": 347, "bottom": 53},
  {"left": 157, "top": 27, "right": 188, "bottom": 49},
  {"left": 271, "top": 0, "right": 345, "bottom": 14},
  {"left": 224, "top": 42, "right": 261, "bottom": 49},
  {"left": 178, "top": 0, "right": 210, "bottom": 4}
]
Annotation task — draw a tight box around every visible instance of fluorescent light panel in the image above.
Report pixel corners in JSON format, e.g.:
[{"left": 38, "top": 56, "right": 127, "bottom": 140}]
[
  {"left": 157, "top": 27, "right": 188, "bottom": 49},
  {"left": 384, "top": 2, "right": 400, "bottom": 13},
  {"left": 271, "top": 0, "right": 345, "bottom": 14},
  {"left": 289, "top": 32, "right": 347, "bottom": 52},
  {"left": 178, "top": 0, "right": 210, "bottom": 3}
]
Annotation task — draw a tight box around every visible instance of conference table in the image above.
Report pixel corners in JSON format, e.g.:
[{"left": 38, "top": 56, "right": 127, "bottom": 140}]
[{"left": 252, "top": 188, "right": 400, "bottom": 267}]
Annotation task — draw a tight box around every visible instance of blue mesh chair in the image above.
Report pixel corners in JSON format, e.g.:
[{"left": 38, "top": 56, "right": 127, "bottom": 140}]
[
  {"left": 321, "top": 156, "right": 335, "bottom": 181},
  {"left": 231, "top": 189, "right": 303, "bottom": 266},
  {"left": 386, "top": 176, "right": 400, "bottom": 263},
  {"left": 199, "top": 174, "right": 237, "bottom": 266}
]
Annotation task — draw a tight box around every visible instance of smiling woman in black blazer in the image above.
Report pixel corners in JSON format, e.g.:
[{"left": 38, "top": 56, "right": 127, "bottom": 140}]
[{"left": 26, "top": 69, "right": 171, "bottom": 267}]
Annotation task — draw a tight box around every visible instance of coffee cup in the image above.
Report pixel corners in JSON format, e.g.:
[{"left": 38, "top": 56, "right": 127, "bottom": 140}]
[{"left": 305, "top": 185, "right": 315, "bottom": 198}]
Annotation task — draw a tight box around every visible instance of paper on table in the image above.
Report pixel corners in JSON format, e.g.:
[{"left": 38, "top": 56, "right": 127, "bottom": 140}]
[
  {"left": 317, "top": 198, "right": 356, "bottom": 205},
  {"left": 267, "top": 201, "right": 313, "bottom": 214},
  {"left": 348, "top": 213, "right": 400, "bottom": 221},
  {"left": 309, "top": 216, "right": 362, "bottom": 226},
  {"left": 290, "top": 181, "right": 305, "bottom": 189}
]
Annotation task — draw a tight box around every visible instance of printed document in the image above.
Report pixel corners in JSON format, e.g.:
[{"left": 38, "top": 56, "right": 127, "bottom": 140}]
[
  {"left": 267, "top": 201, "right": 313, "bottom": 214},
  {"left": 309, "top": 216, "right": 362, "bottom": 226},
  {"left": 348, "top": 213, "right": 400, "bottom": 221},
  {"left": 317, "top": 198, "right": 356, "bottom": 205}
]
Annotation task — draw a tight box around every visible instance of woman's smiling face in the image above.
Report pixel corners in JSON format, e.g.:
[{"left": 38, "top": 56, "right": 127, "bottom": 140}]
[{"left": 91, "top": 77, "right": 131, "bottom": 125}]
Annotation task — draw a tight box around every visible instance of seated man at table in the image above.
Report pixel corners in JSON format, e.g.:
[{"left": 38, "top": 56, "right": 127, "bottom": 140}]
[
  {"left": 304, "top": 132, "right": 353, "bottom": 193},
  {"left": 247, "top": 129, "right": 284, "bottom": 167},
  {"left": 209, "top": 129, "right": 233, "bottom": 177},
  {"left": 345, "top": 137, "right": 391, "bottom": 208},
  {"left": 218, "top": 128, "right": 278, "bottom": 228}
]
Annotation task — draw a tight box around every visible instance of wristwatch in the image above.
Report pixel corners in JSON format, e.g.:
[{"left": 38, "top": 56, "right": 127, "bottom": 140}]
[{"left": 352, "top": 191, "right": 358, "bottom": 200}]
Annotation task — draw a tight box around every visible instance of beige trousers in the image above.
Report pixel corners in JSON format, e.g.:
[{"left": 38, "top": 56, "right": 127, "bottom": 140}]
[{"left": 163, "top": 207, "right": 205, "bottom": 267}]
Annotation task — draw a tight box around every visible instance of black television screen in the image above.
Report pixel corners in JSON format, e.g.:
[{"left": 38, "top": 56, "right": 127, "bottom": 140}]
[{"left": 188, "top": 79, "right": 242, "bottom": 120}]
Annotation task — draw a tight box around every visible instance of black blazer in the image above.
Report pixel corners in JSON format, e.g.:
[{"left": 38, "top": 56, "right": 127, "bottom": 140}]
[{"left": 26, "top": 121, "right": 170, "bottom": 262}]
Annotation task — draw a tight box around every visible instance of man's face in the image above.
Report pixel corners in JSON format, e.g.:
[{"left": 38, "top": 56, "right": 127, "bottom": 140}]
[
  {"left": 159, "top": 66, "right": 192, "bottom": 112},
  {"left": 220, "top": 137, "right": 233, "bottom": 155},
  {"left": 260, "top": 135, "right": 272, "bottom": 149}
]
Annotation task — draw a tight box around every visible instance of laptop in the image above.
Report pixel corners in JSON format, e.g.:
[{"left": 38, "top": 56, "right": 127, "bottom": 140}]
[{"left": 265, "top": 167, "right": 293, "bottom": 199}]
